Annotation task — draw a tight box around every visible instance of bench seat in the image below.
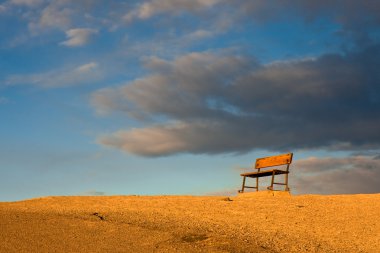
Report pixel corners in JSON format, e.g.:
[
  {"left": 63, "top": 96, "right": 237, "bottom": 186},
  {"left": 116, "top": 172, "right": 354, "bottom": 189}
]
[{"left": 240, "top": 169, "right": 289, "bottom": 178}]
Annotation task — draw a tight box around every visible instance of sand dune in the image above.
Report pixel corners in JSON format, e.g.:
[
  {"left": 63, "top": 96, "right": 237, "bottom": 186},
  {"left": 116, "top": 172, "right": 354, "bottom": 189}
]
[{"left": 1, "top": 192, "right": 379, "bottom": 252}]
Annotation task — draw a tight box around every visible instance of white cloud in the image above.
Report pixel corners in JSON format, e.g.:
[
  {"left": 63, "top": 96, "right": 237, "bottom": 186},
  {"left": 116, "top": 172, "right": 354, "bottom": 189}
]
[
  {"left": 60, "top": 28, "right": 98, "bottom": 47},
  {"left": 28, "top": 2, "right": 73, "bottom": 34},
  {"left": 40, "top": 5, "right": 71, "bottom": 28},
  {"left": 75, "top": 62, "right": 98, "bottom": 72},
  {"left": 6, "top": 62, "right": 102, "bottom": 88},
  {"left": 185, "top": 29, "right": 214, "bottom": 40}
]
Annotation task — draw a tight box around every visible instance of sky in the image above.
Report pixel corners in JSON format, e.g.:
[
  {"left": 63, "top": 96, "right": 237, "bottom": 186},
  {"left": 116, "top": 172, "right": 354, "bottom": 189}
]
[{"left": 1, "top": 0, "right": 380, "bottom": 201}]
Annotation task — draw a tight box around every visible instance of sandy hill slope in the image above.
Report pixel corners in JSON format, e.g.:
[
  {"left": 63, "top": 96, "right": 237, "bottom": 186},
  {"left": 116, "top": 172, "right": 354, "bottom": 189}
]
[{"left": 1, "top": 192, "right": 379, "bottom": 253}]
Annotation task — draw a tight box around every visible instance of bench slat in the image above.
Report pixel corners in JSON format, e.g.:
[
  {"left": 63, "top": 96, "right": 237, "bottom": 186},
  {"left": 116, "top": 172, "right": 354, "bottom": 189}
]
[{"left": 255, "top": 153, "right": 293, "bottom": 169}]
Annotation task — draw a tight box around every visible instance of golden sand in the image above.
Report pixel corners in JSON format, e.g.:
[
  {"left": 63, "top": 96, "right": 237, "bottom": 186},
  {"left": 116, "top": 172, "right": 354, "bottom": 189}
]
[{"left": 1, "top": 192, "right": 379, "bottom": 252}]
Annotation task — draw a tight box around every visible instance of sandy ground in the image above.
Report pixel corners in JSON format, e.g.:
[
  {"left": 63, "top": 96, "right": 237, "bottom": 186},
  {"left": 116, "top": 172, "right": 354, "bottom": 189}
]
[{"left": 1, "top": 192, "right": 379, "bottom": 253}]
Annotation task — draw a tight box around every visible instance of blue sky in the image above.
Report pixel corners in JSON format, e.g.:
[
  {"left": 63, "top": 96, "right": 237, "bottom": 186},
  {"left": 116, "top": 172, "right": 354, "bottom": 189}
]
[{"left": 1, "top": 0, "right": 380, "bottom": 201}]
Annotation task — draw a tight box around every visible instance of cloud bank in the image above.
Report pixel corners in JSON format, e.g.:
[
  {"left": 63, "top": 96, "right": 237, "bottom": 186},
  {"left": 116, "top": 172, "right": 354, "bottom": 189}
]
[
  {"left": 293, "top": 155, "right": 380, "bottom": 194},
  {"left": 92, "top": 45, "right": 380, "bottom": 156}
]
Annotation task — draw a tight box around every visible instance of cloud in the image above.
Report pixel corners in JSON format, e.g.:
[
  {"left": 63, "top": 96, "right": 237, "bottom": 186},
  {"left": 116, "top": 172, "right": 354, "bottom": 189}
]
[
  {"left": 184, "top": 29, "right": 214, "bottom": 40},
  {"left": 9, "top": 0, "right": 44, "bottom": 6},
  {"left": 98, "top": 124, "right": 189, "bottom": 157},
  {"left": 0, "top": 5, "right": 7, "bottom": 13},
  {"left": 60, "top": 28, "right": 98, "bottom": 47},
  {"left": 236, "top": 0, "right": 380, "bottom": 46},
  {"left": 124, "top": 0, "right": 221, "bottom": 22},
  {"left": 292, "top": 155, "right": 380, "bottom": 194},
  {"left": 75, "top": 62, "right": 98, "bottom": 72},
  {"left": 238, "top": 1, "right": 380, "bottom": 24},
  {"left": 92, "top": 45, "right": 380, "bottom": 156},
  {"left": 92, "top": 52, "right": 256, "bottom": 120},
  {"left": 27, "top": 1, "right": 74, "bottom": 34},
  {"left": 6, "top": 62, "right": 102, "bottom": 88},
  {"left": 39, "top": 4, "right": 72, "bottom": 29},
  {"left": 6, "top": 0, "right": 380, "bottom": 45},
  {"left": 91, "top": 87, "right": 131, "bottom": 116}
]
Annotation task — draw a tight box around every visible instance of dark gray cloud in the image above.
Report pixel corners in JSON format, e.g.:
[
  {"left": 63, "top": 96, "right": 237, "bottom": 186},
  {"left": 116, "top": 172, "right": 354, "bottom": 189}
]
[
  {"left": 238, "top": 1, "right": 380, "bottom": 28},
  {"left": 236, "top": 0, "right": 380, "bottom": 48},
  {"left": 292, "top": 155, "right": 380, "bottom": 194},
  {"left": 92, "top": 44, "right": 380, "bottom": 156},
  {"left": 90, "top": 1, "right": 380, "bottom": 157}
]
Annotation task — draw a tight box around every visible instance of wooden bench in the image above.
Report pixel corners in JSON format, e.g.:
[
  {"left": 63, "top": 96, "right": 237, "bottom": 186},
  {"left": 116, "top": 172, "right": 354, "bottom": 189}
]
[{"left": 239, "top": 153, "right": 293, "bottom": 193}]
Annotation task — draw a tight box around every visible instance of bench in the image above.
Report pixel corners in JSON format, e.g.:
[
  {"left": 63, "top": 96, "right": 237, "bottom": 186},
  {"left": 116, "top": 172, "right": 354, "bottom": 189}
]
[{"left": 238, "top": 153, "right": 293, "bottom": 193}]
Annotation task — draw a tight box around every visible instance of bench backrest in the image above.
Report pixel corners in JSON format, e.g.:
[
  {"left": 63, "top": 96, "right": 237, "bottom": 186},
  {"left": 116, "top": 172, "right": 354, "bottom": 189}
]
[{"left": 255, "top": 153, "right": 293, "bottom": 169}]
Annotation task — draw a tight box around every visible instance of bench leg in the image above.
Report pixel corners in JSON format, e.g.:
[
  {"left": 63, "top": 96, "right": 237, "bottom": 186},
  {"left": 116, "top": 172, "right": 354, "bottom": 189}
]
[
  {"left": 268, "top": 171, "right": 275, "bottom": 191},
  {"left": 256, "top": 177, "right": 259, "bottom": 192},
  {"left": 285, "top": 173, "right": 290, "bottom": 191},
  {"left": 239, "top": 176, "right": 246, "bottom": 193}
]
